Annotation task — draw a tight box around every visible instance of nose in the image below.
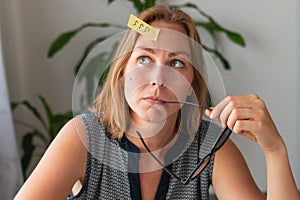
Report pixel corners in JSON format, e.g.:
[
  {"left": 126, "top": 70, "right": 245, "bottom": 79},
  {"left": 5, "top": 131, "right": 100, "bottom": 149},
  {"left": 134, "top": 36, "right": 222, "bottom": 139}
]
[
  {"left": 151, "top": 82, "right": 165, "bottom": 87},
  {"left": 150, "top": 64, "right": 167, "bottom": 87}
]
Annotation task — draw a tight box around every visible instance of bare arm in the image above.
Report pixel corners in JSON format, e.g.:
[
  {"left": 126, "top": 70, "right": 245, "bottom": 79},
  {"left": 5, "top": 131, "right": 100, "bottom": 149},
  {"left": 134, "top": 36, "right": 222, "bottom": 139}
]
[
  {"left": 209, "top": 95, "right": 299, "bottom": 200},
  {"left": 14, "top": 117, "right": 88, "bottom": 200},
  {"left": 265, "top": 143, "right": 298, "bottom": 199},
  {"left": 212, "top": 139, "right": 265, "bottom": 200}
]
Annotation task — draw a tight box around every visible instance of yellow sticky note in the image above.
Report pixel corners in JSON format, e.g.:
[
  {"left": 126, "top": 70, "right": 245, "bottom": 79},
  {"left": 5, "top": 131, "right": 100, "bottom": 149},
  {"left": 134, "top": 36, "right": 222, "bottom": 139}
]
[{"left": 127, "top": 14, "right": 160, "bottom": 41}]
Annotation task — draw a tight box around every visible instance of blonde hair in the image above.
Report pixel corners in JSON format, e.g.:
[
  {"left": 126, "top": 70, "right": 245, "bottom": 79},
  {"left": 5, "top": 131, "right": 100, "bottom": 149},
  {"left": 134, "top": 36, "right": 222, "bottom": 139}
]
[{"left": 95, "top": 5, "right": 207, "bottom": 139}]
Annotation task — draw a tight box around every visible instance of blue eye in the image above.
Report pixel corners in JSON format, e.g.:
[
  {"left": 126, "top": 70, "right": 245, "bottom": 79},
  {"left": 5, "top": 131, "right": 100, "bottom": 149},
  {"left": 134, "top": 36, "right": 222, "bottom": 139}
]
[
  {"left": 170, "top": 60, "right": 184, "bottom": 68},
  {"left": 138, "top": 56, "right": 151, "bottom": 65}
]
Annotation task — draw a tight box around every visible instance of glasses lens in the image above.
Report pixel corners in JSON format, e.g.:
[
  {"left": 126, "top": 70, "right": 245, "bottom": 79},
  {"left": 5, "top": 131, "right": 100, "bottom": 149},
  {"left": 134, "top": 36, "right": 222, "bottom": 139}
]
[
  {"left": 191, "top": 155, "right": 212, "bottom": 180},
  {"left": 215, "top": 127, "right": 232, "bottom": 151}
]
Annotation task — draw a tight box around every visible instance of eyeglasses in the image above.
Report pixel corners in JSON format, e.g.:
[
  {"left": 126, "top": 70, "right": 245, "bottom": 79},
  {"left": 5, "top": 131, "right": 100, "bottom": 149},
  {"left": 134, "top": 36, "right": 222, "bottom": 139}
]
[{"left": 136, "top": 126, "right": 232, "bottom": 185}]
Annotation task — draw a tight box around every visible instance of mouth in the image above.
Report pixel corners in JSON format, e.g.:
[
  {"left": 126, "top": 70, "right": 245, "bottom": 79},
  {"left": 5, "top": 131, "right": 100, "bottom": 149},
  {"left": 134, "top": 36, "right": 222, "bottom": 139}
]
[{"left": 143, "top": 96, "right": 167, "bottom": 105}]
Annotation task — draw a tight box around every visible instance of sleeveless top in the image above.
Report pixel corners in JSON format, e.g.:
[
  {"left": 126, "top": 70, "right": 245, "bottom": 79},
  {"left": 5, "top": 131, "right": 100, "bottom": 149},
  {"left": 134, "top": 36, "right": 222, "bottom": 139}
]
[{"left": 69, "top": 113, "right": 218, "bottom": 200}]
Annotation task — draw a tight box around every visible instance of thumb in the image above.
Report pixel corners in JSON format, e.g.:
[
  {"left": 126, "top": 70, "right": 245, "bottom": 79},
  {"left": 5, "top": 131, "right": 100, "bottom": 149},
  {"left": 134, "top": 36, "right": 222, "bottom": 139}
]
[{"left": 205, "top": 109, "right": 212, "bottom": 118}]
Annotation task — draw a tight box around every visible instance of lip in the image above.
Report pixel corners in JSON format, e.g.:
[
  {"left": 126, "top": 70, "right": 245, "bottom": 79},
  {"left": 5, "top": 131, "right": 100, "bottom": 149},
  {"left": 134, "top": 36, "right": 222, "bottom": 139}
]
[{"left": 143, "top": 96, "right": 166, "bottom": 105}]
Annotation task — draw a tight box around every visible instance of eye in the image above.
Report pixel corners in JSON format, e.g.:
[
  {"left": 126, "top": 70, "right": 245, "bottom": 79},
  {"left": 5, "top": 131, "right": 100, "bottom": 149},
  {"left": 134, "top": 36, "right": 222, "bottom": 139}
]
[
  {"left": 137, "top": 56, "right": 152, "bottom": 65},
  {"left": 170, "top": 60, "right": 184, "bottom": 68}
]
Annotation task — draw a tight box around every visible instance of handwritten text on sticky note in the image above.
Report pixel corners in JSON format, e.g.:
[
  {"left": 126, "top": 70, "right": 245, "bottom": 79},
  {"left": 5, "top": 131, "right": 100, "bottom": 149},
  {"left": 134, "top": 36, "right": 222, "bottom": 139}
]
[{"left": 127, "top": 14, "right": 160, "bottom": 41}]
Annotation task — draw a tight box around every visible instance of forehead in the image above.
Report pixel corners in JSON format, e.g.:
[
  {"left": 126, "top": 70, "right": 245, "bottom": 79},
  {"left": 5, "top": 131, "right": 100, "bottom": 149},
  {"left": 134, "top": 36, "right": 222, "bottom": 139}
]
[{"left": 133, "top": 26, "right": 191, "bottom": 56}]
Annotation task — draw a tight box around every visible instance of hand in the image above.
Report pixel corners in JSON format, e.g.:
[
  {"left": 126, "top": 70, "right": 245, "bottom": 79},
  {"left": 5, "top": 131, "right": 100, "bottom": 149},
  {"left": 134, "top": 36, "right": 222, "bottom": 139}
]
[{"left": 206, "top": 94, "right": 285, "bottom": 154}]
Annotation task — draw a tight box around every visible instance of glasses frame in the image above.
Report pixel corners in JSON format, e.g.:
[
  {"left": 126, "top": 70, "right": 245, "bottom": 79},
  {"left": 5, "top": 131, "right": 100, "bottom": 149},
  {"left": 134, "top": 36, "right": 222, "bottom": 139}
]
[{"left": 136, "top": 126, "right": 232, "bottom": 185}]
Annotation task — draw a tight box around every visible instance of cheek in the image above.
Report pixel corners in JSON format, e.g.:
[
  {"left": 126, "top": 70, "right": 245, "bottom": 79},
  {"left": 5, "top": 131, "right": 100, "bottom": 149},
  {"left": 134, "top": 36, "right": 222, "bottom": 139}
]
[
  {"left": 123, "top": 59, "right": 139, "bottom": 100},
  {"left": 167, "top": 70, "right": 194, "bottom": 100},
  {"left": 123, "top": 58, "right": 135, "bottom": 75},
  {"left": 123, "top": 69, "right": 146, "bottom": 103},
  {"left": 124, "top": 78, "right": 135, "bottom": 105},
  {"left": 183, "top": 69, "right": 194, "bottom": 94},
  {"left": 185, "top": 67, "right": 194, "bottom": 84}
]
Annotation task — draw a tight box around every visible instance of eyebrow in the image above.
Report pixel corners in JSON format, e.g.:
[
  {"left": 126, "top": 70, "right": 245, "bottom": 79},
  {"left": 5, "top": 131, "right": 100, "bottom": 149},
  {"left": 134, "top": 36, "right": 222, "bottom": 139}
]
[{"left": 134, "top": 46, "right": 191, "bottom": 60}]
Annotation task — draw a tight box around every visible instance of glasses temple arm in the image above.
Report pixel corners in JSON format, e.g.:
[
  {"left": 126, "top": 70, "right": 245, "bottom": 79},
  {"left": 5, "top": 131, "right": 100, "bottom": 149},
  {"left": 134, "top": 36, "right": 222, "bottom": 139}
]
[{"left": 135, "top": 131, "right": 183, "bottom": 182}]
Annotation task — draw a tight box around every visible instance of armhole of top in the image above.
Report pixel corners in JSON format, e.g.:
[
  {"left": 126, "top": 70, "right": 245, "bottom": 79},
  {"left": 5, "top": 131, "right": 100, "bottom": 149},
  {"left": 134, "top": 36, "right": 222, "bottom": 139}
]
[
  {"left": 70, "top": 152, "right": 91, "bottom": 198},
  {"left": 69, "top": 115, "right": 93, "bottom": 198}
]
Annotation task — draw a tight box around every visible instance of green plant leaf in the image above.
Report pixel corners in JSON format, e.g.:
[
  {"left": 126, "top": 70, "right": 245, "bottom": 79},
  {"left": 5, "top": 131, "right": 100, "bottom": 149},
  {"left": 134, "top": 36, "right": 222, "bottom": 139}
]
[
  {"left": 145, "top": 0, "right": 156, "bottom": 8},
  {"left": 38, "top": 95, "right": 67, "bottom": 141},
  {"left": 74, "top": 36, "right": 109, "bottom": 75},
  {"left": 14, "top": 120, "right": 49, "bottom": 146},
  {"left": 38, "top": 95, "right": 53, "bottom": 117},
  {"left": 76, "top": 43, "right": 118, "bottom": 108},
  {"left": 126, "top": 0, "right": 144, "bottom": 12},
  {"left": 11, "top": 102, "right": 19, "bottom": 110},
  {"left": 195, "top": 21, "right": 222, "bottom": 32},
  {"left": 108, "top": 0, "right": 116, "bottom": 4},
  {"left": 199, "top": 19, "right": 246, "bottom": 47},
  {"left": 216, "top": 52, "right": 230, "bottom": 70},
  {"left": 181, "top": 3, "right": 224, "bottom": 33},
  {"left": 47, "top": 30, "right": 77, "bottom": 57},
  {"left": 21, "top": 132, "right": 35, "bottom": 179},
  {"left": 226, "top": 31, "right": 246, "bottom": 47},
  {"left": 14, "top": 100, "right": 48, "bottom": 130},
  {"left": 206, "top": 91, "right": 212, "bottom": 106},
  {"left": 50, "top": 112, "right": 73, "bottom": 140},
  {"left": 14, "top": 97, "right": 73, "bottom": 178},
  {"left": 48, "top": 23, "right": 124, "bottom": 58},
  {"left": 203, "top": 45, "right": 231, "bottom": 70},
  {"left": 99, "top": 64, "right": 110, "bottom": 85},
  {"left": 38, "top": 95, "right": 53, "bottom": 132},
  {"left": 176, "top": 3, "right": 246, "bottom": 47},
  {"left": 97, "top": 42, "right": 119, "bottom": 85}
]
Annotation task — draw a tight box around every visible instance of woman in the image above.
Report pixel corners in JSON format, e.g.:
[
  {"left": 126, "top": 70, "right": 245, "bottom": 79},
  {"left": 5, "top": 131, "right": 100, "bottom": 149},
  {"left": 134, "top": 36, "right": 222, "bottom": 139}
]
[{"left": 15, "top": 5, "right": 299, "bottom": 200}]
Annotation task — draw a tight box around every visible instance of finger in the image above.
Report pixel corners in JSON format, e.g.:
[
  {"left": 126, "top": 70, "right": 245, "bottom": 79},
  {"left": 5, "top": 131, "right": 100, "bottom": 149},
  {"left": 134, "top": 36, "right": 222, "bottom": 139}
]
[
  {"left": 209, "top": 98, "right": 228, "bottom": 119},
  {"left": 232, "top": 120, "right": 261, "bottom": 142},
  {"left": 226, "top": 108, "right": 251, "bottom": 130},
  {"left": 205, "top": 109, "right": 212, "bottom": 117},
  {"left": 232, "top": 120, "right": 257, "bottom": 136},
  {"left": 210, "top": 95, "right": 257, "bottom": 120},
  {"left": 219, "top": 101, "right": 237, "bottom": 128},
  {"left": 218, "top": 100, "right": 252, "bottom": 128}
]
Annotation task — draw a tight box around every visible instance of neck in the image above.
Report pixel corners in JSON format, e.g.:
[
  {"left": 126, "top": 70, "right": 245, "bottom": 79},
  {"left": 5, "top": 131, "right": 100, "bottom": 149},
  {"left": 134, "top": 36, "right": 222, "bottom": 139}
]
[
  {"left": 125, "top": 113, "right": 179, "bottom": 173},
  {"left": 125, "top": 113, "right": 178, "bottom": 153}
]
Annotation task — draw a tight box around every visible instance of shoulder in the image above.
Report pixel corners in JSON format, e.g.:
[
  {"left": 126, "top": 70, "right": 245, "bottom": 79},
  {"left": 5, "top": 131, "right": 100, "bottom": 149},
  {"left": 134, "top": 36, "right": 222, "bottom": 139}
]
[
  {"left": 53, "top": 116, "right": 88, "bottom": 156},
  {"left": 15, "top": 117, "right": 88, "bottom": 199}
]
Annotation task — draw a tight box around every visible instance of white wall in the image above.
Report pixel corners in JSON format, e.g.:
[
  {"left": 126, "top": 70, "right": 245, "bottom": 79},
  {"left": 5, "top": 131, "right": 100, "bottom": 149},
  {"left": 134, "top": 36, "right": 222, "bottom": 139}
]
[
  {"left": 188, "top": 0, "right": 300, "bottom": 191},
  {"left": 196, "top": 0, "right": 300, "bottom": 190},
  {"left": 0, "top": 0, "right": 299, "bottom": 192}
]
